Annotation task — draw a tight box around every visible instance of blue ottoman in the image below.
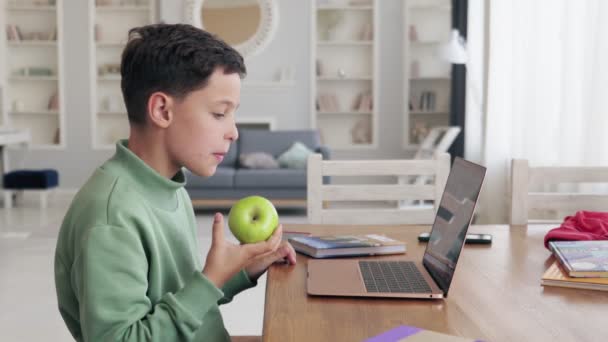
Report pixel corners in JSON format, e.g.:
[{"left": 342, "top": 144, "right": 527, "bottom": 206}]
[{"left": 3, "top": 169, "right": 59, "bottom": 209}]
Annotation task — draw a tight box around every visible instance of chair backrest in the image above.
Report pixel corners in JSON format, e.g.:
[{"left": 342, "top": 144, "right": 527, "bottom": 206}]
[
  {"left": 414, "top": 126, "right": 461, "bottom": 159},
  {"left": 399, "top": 126, "right": 459, "bottom": 208},
  {"left": 307, "top": 153, "right": 451, "bottom": 225},
  {"left": 510, "top": 159, "right": 608, "bottom": 225}
]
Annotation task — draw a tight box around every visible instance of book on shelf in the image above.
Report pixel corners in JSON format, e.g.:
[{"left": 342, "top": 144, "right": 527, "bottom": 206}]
[
  {"left": 541, "top": 261, "right": 608, "bottom": 292},
  {"left": 417, "top": 91, "right": 436, "bottom": 112},
  {"left": 548, "top": 240, "right": 608, "bottom": 278},
  {"left": 47, "top": 92, "right": 59, "bottom": 111},
  {"left": 365, "top": 325, "right": 480, "bottom": 342},
  {"left": 353, "top": 91, "right": 373, "bottom": 112},
  {"left": 288, "top": 234, "right": 405, "bottom": 258},
  {"left": 49, "top": 27, "right": 57, "bottom": 41},
  {"left": 358, "top": 22, "right": 373, "bottom": 40},
  {"left": 317, "top": 93, "right": 340, "bottom": 112},
  {"left": 6, "top": 24, "right": 22, "bottom": 41}
]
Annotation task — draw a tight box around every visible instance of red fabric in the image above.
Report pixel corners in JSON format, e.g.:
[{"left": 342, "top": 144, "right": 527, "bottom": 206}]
[{"left": 544, "top": 211, "right": 608, "bottom": 249}]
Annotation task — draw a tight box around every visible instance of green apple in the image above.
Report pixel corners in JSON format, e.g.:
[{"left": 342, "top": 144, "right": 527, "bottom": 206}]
[{"left": 228, "top": 196, "right": 279, "bottom": 244}]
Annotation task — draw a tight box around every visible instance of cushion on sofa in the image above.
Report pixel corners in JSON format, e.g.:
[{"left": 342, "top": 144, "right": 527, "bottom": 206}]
[
  {"left": 277, "top": 142, "right": 314, "bottom": 169},
  {"left": 184, "top": 167, "right": 235, "bottom": 188},
  {"left": 234, "top": 169, "right": 306, "bottom": 188},
  {"left": 238, "top": 130, "right": 321, "bottom": 157},
  {"left": 239, "top": 152, "right": 279, "bottom": 169}
]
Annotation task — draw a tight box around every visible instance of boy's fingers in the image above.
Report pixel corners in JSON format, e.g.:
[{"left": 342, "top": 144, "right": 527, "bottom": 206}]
[
  {"left": 269, "top": 224, "right": 282, "bottom": 243},
  {"left": 285, "top": 243, "right": 297, "bottom": 264},
  {"left": 270, "top": 224, "right": 283, "bottom": 239},
  {"left": 242, "top": 242, "right": 269, "bottom": 259},
  {"left": 255, "top": 236, "right": 283, "bottom": 259},
  {"left": 243, "top": 227, "right": 283, "bottom": 258},
  {"left": 211, "top": 213, "right": 225, "bottom": 244},
  {"left": 265, "top": 225, "right": 283, "bottom": 253}
]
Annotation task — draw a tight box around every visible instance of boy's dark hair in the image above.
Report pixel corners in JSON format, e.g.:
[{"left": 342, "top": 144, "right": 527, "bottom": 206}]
[{"left": 120, "top": 24, "right": 246, "bottom": 125}]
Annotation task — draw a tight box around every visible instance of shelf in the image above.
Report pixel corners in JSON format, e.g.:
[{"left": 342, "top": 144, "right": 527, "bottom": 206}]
[
  {"left": 318, "top": 40, "right": 373, "bottom": 46},
  {"left": 96, "top": 5, "right": 150, "bottom": 12},
  {"left": 7, "top": 41, "right": 57, "bottom": 47},
  {"left": 318, "top": 111, "right": 372, "bottom": 115},
  {"left": 317, "top": 5, "right": 373, "bottom": 10},
  {"left": 405, "top": 0, "right": 453, "bottom": 149},
  {"left": 313, "top": 1, "right": 377, "bottom": 151},
  {"left": 317, "top": 76, "right": 372, "bottom": 81},
  {"left": 93, "top": 1, "right": 154, "bottom": 150},
  {"left": 9, "top": 76, "right": 58, "bottom": 81},
  {"left": 9, "top": 110, "right": 59, "bottom": 115},
  {"left": 6, "top": 5, "right": 56, "bottom": 11}
]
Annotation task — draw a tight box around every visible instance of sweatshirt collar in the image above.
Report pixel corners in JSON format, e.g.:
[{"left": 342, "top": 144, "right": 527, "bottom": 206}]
[{"left": 109, "top": 140, "right": 185, "bottom": 210}]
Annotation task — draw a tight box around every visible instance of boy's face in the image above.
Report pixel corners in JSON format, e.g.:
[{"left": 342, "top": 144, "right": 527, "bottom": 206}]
[{"left": 166, "top": 67, "right": 240, "bottom": 178}]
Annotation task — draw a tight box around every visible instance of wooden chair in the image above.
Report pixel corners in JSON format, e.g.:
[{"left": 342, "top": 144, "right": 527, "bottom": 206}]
[
  {"left": 510, "top": 159, "right": 608, "bottom": 225},
  {"left": 413, "top": 126, "right": 461, "bottom": 159},
  {"left": 307, "top": 153, "right": 451, "bottom": 225},
  {"left": 397, "top": 126, "right": 460, "bottom": 208}
]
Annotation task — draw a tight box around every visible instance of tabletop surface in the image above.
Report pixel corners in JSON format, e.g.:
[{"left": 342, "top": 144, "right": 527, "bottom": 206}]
[{"left": 262, "top": 224, "right": 608, "bottom": 342}]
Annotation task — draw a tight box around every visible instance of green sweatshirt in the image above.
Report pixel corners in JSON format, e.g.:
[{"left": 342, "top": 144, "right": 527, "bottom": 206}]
[{"left": 54, "top": 140, "right": 256, "bottom": 342}]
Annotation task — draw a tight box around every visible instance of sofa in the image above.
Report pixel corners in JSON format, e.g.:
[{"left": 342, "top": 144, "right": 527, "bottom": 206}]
[{"left": 184, "top": 129, "right": 330, "bottom": 207}]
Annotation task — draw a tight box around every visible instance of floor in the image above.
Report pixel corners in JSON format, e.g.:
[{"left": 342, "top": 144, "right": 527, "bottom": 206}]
[{"left": 0, "top": 192, "right": 308, "bottom": 341}]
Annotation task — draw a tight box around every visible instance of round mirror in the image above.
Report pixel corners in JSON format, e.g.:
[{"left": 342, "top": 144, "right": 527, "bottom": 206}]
[
  {"left": 201, "top": 0, "right": 260, "bottom": 46},
  {"left": 184, "top": 0, "right": 279, "bottom": 57}
]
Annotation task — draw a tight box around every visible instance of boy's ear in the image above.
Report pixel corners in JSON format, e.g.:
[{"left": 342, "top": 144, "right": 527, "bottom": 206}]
[{"left": 147, "top": 92, "right": 174, "bottom": 128}]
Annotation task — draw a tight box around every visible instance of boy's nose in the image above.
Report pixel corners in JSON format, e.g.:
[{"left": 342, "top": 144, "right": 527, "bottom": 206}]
[{"left": 227, "top": 123, "right": 239, "bottom": 142}]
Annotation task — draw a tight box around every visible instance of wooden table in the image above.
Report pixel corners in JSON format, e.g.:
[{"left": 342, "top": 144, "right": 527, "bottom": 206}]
[{"left": 263, "top": 224, "right": 608, "bottom": 342}]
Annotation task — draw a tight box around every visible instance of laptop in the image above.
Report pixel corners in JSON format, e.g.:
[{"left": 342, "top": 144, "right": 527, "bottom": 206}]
[{"left": 307, "top": 157, "right": 486, "bottom": 299}]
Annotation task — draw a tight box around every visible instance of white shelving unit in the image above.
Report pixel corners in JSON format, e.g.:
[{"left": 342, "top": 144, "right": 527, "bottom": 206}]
[
  {"left": 404, "top": 0, "right": 452, "bottom": 147},
  {"left": 2, "top": 0, "right": 65, "bottom": 149},
  {"left": 311, "top": 0, "right": 378, "bottom": 150},
  {"left": 91, "top": 0, "right": 156, "bottom": 150}
]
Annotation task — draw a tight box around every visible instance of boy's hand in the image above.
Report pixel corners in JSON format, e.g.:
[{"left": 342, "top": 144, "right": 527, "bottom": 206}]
[
  {"left": 202, "top": 213, "right": 282, "bottom": 288},
  {"left": 244, "top": 240, "right": 297, "bottom": 281}
]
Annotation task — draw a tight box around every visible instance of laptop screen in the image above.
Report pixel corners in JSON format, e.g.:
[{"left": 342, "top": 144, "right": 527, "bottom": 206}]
[{"left": 422, "top": 157, "right": 486, "bottom": 296}]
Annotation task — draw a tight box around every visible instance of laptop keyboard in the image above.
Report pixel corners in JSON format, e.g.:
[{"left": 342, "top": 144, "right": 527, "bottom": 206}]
[{"left": 359, "top": 261, "right": 432, "bottom": 293}]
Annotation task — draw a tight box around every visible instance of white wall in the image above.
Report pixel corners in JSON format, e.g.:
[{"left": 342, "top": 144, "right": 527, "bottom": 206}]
[{"left": 8, "top": 0, "right": 410, "bottom": 189}]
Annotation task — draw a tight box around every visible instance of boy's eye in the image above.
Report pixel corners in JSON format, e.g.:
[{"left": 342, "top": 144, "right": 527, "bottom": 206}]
[{"left": 213, "top": 113, "right": 225, "bottom": 118}]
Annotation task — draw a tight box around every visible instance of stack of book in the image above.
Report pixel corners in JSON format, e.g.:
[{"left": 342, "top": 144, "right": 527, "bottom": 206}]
[
  {"left": 288, "top": 234, "right": 406, "bottom": 258},
  {"left": 541, "top": 240, "right": 608, "bottom": 291}
]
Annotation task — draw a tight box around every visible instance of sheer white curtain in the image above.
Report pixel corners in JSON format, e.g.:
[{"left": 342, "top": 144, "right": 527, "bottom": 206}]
[{"left": 479, "top": 0, "right": 608, "bottom": 223}]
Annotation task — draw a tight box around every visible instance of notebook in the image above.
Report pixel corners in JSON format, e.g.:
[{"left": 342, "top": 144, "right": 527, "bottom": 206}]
[
  {"left": 307, "top": 157, "right": 486, "bottom": 299},
  {"left": 289, "top": 234, "right": 406, "bottom": 258},
  {"left": 548, "top": 240, "right": 608, "bottom": 277},
  {"left": 541, "top": 261, "right": 608, "bottom": 291}
]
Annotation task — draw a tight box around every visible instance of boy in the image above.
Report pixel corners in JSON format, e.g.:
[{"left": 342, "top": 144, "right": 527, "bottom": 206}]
[{"left": 54, "top": 24, "right": 296, "bottom": 341}]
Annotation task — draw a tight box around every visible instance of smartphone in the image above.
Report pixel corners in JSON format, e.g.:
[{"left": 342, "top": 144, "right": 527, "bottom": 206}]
[{"left": 418, "top": 232, "right": 492, "bottom": 244}]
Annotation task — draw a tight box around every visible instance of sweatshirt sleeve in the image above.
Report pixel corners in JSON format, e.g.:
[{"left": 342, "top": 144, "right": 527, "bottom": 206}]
[
  {"left": 71, "top": 225, "right": 224, "bottom": 341},
  {"left": 218, "top": 269, "right": 257, "bottom": 305}
]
